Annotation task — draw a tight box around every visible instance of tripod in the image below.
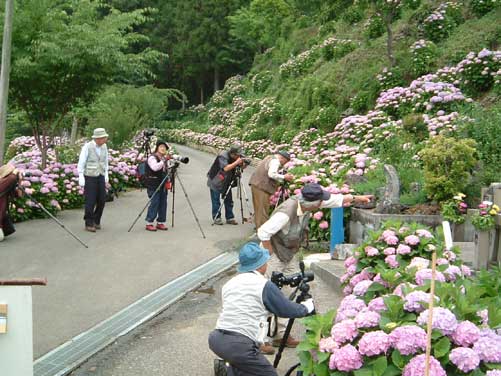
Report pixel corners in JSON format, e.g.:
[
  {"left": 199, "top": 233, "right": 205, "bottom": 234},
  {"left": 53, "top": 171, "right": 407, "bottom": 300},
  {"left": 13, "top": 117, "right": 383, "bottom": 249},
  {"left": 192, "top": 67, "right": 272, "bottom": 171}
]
[
  {"left": 212, "top": 168, "right": 253, "bottom": 225},
  {"left": 17, "top": 185, "right": 89, "bottom": 248},
  {"left": 274, "top": 183, "right": 289, "bottom": 210},
  {"left": 128, "top": 163, "right": 206, "bottom": 238}
]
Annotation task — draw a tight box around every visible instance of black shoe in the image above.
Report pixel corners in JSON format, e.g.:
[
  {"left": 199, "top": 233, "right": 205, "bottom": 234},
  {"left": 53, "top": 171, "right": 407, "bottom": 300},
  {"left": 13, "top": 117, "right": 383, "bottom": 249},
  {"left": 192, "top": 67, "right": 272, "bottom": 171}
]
[{"left": 214, "top": 359, "right": 227, "bottom": 376}]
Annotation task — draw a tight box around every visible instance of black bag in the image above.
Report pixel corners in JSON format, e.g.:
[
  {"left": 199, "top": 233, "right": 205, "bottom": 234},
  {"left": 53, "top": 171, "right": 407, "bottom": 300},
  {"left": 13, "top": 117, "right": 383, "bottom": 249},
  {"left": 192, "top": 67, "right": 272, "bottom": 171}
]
[{"left": 2, "top": 214, "right": 15, "bottom": 236}]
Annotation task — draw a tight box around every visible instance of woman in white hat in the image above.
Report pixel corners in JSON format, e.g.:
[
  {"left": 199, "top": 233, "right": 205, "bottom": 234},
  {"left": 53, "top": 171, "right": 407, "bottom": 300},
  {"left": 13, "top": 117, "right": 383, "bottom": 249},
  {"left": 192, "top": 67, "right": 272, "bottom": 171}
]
[
  {"left": 0, "top": 164, "right": 22, "bottom": 241},
  {"left": 77, "top": 128, "right": 109, "bottom": 232}
]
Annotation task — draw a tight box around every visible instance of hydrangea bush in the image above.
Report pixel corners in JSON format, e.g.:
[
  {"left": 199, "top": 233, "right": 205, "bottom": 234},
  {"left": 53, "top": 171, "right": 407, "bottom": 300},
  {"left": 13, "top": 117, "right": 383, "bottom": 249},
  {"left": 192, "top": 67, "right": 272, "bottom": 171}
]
[{"left": 297, "top": 221, "right": 501, "bottom": 376}]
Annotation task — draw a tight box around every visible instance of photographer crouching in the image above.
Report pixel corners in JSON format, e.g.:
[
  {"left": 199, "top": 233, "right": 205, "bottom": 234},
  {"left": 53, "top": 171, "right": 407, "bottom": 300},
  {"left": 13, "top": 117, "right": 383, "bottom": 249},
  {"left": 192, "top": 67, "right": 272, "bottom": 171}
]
[
  {"left": 209, "top": 242, "right": 314, "bottom": 376},
  {"left": 143, "top": 140, "right": 170, "bottom": 231},
  {"left": 207, "top": 145, "right": 250, "bottom": 225},
  {"left": 0, "top": 164, "right": 23, "bottom": 242}
]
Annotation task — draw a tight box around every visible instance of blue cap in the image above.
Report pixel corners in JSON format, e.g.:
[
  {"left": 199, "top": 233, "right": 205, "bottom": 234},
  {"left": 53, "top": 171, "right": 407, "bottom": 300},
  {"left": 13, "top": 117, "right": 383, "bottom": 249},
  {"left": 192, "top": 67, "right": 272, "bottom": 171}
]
[
  {"left": 301, "top": 183, "right": 331, "bottom": 201},
  {"left": 237, "top": 242, "right": 270, "bottom": 273}
]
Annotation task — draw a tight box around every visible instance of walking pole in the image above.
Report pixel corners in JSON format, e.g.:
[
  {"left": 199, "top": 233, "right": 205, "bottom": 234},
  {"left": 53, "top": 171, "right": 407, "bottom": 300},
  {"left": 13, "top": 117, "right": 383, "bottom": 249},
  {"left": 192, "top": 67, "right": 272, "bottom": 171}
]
[
  {"left": 173, "top": 170, "right": 206, "bottom": 239},
  {"left": 171, "top": 171, "right": 176, "bottom": 228},
  {"left": 18, "top": 186, "right": 89, "bottom": 248}
]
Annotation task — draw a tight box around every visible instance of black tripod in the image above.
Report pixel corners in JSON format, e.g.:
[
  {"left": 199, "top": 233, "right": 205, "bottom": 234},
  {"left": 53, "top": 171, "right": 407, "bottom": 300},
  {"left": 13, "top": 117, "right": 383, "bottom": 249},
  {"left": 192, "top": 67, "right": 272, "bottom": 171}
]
[
  {"left": 274, "top": 183, "right": 289, "bottom": 210},
  {"left": 17, "top": 184, "right": 89, "bottom": 248},
  {"left": 212, "top": 167, "right": 253, "bottom": 225}
]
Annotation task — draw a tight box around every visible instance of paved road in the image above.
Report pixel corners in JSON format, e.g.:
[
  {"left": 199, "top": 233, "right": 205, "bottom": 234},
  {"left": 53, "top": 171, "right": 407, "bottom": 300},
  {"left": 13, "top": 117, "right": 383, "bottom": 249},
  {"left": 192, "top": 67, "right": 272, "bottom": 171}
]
[
  {"left": 0, "top": 145, "right": 255, "bottom": 358},
  {"left": 70, "top": 267, "right": 343, "bottom": 376}
]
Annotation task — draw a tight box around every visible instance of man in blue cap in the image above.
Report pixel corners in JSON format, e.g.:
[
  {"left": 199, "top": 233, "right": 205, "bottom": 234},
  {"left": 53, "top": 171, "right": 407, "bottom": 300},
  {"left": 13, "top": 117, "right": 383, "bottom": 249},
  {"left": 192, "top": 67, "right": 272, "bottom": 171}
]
[
  {"left": 257, "top": 182, "right": 372, "bottom": 347},
  {"left": 209, "top": 242, "right": 314, "bottom": 376}
]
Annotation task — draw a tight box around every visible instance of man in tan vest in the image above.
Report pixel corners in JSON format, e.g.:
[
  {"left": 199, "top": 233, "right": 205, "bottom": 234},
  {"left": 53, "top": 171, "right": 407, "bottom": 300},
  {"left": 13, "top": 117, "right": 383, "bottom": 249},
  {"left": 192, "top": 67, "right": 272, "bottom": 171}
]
[
  {"left": 258, "top": 183, "right": 372, "bottom": 348},
  {"left": 249, "top": 150, "right": 294, "bottom": 230},
  {"left": 77, "top": 128, "right": 109, "bottom": 232}
]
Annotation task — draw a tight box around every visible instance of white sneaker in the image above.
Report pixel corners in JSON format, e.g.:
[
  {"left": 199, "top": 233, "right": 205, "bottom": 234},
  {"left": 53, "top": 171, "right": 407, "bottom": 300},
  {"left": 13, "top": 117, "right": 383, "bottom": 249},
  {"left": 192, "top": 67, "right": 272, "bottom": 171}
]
[{"left": 0, "top": 228, "right": 4, "bottom": 242}]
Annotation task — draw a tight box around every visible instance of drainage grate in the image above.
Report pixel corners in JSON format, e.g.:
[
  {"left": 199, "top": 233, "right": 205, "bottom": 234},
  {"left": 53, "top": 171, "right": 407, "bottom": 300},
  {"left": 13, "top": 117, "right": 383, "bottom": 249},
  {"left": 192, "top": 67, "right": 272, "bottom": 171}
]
[{"left": 34, "top": 251, "right": 238, "bottom": 376}]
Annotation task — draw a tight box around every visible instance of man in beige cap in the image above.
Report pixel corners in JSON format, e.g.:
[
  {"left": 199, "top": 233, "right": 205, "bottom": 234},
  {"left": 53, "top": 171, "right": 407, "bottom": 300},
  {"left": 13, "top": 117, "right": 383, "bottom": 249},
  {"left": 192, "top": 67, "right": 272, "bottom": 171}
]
[
  {"left": 77, "top": 128, "right": 109, "bottom": 232},
  {"left": 0, "top": 164, "right": 22, "bottom": 241}
]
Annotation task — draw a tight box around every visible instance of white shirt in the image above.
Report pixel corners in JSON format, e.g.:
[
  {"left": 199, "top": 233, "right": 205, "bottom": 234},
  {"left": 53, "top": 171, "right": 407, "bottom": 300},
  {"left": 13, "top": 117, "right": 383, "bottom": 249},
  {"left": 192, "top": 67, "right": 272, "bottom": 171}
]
[
  {"left": 77, "top": 141, "right": 109, "bottom": 177},
  {"left": 268, "top": 157, "right": 285, "bottom": 182},
  {"left": 257, "top": 194, "right": 344, "bottom": 241}
]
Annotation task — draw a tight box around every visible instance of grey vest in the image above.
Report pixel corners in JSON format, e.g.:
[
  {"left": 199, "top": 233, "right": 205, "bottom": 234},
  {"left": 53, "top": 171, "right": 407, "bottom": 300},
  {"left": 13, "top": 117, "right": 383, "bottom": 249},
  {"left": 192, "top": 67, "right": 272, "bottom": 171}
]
[
  {"left": 270, "top": 197, "right": 311, "bottom": 262},
  {"left": 249, "top": 155, "right": 278, "bottom": 195},
  {"left": 84, "top": 142, "right": 107, "bottom": 177}
]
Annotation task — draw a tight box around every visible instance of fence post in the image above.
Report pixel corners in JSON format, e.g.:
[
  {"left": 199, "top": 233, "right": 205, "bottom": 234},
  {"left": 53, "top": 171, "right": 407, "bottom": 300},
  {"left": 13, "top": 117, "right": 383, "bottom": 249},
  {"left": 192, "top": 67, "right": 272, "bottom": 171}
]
[{"left": 330, "top": 207, "right": 344, "bottom": 257}]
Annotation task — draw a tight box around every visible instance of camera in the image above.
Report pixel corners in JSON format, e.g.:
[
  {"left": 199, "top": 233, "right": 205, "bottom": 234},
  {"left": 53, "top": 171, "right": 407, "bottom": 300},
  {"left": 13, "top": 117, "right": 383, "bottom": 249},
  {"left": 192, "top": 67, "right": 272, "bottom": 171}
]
[
  {"left": 271, "top": 270, "right": 314, "bottom": 289},
  {"left": 241, "top": 157, "right": 251, "bottom": 166},
  {"left": 144, "top": 129, "right": 155, "bottom": 137},
  {"left": 172, "top": 154, "right": 189, "bottom": 164}
]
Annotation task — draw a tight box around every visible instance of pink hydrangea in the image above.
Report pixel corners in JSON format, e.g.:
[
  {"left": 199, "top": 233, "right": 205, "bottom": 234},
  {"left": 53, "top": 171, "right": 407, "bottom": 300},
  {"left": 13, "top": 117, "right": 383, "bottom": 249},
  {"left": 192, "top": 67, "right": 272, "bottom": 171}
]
[
  {"left": 486, "top": 371, "right": 501, "bottom": 376},
  {"left": 385, "top": 235, "right": 399, "bottom": 245},
  {"left": 339, "top": 295, "right": 366, "bottom": 312},
  {"left": 344, "top": 256, "right": 357, "bottom": 269},
  {"left": 353, "top": 280, "right": 373, "bottom": 296},
  {"left": 415, "top": 268, "right": 446, "bottom": 285},
  {"left": 319, "top": 336, "right": 338, "bottom": 353},
  {"left": 449, "top": 347, "right": 480, "bottom": 372},
  {"left": 416, "top": 229, "right": 433, "bottom": 238},
  {"left": 319, "top": 221, "right": 329, "bottom": 229},
  {"left": 385, "top": 254, "right": 399, "bottom": 268},
  {"left": 405, "top": 235, "right": 420, "bottom": 245},
  {"left": 403, "top": 354, "right": 446, "bottom": 376},
  {"left": 358, "top": 331, "right": 391, "bottom": 356},
  {"left": 368, "top": 297, "right": 387, "bottom": 312},
  {"left": 408, "top": 257, "right": 430, "bottom": 271},
  {"left": 331, "top": 319, "right": 358, "bottom": 344},
  {"left": 417, "top": 307, "right": 458, "bottom": 336},
  {"left": 313, "top": 211, "right": 323, "bottom": 220},
  {"left": 461, "top": 264, "right": 472, "bottom": 277},
  {"left": 365, "top": 246, "right": 379, "bottom": 256},
  {"left": 354, "top": 310, "right": 380, "bottom": 329},
  {"left": 329, "top": 344, "right": 363, "bottom": 372},
  {"left": 397, "top": 244, "right": 412, "bottom": 255},
  {"left": 383, "top": 247, "right": 396, "bottom": 255},
  {"left": 404, "top": 291, "right": 432, "bottom": 313},
  {"left": 393, "top": 282, "right": 417, "bottom": 297},
  {"left": 389, "top": 325, "right": 427, "bottom": 355},
  {"left": 444, "top": 265, "right": 462, "bottom": 281}
]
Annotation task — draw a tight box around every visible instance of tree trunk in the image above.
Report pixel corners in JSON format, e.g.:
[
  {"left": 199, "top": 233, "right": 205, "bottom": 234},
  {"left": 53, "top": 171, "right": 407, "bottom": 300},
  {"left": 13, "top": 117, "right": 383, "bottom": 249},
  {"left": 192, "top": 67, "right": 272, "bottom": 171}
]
[
  {"left": 70, "top": 116, "right": 78, "bottom": 145},
  {"left": 386, "top": 17, "right": 396, "bottom": 67},
  {"left": 0, "top": 0, "right": 15, "bottom": 165},
  {"left": 200, "top": 86, "right": 204, "bottom": 105},
  {"left": 214, "top": 67, "right": 220, "bottom": 92},
  {"left": 41, "top": 126, "right": 48, "bottom": 169}
]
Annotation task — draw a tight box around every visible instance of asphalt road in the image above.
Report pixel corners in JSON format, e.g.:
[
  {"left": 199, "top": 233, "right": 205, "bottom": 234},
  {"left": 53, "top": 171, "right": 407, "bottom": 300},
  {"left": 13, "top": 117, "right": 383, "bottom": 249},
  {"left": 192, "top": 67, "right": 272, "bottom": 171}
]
[
  {"left": 0, "top": 144, "right": 255, "bottom": 358},
  {"left": 70, "top": 267, "right": 342, "bottom": 376}
]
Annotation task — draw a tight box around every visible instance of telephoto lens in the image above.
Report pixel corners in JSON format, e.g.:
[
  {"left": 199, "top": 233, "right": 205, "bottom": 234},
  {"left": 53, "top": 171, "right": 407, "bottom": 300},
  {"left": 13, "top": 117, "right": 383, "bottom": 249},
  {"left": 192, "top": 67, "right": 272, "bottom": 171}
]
[{"left": 172, "top": 154, "right": 189, "bottom": 164}]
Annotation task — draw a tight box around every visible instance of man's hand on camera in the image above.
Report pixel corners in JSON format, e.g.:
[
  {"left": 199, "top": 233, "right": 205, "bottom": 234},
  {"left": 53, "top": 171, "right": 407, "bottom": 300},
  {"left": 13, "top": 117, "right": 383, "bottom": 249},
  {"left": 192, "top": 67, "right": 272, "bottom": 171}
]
[
  {"left": 301, "top": 298, "right": 315, "bottom": 314},
  {"left": 284, "top": 173, "right": 294, "bottom": 182}
]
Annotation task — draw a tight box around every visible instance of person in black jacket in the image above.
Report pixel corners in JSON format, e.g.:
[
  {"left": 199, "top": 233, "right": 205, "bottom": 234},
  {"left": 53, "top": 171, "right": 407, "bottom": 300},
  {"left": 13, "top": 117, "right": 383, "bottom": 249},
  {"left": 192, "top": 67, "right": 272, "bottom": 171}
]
[
  {"left": 144, "top": 140, "right": 170, "bottom": 231},
  {"left": 207, "top": 145, "right": 245, "bottom": 225}
]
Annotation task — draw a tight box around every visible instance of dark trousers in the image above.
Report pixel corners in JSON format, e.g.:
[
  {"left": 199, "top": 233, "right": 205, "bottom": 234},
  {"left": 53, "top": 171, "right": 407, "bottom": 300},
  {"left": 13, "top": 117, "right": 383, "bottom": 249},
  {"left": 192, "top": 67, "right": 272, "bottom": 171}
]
[
  {"left": 145, "top": 185, "right": 168, "bottom": 223},
  {"left": 84, "top": 175, "right": 106, "bottom": 226},
  {"left": 208, "top": 329, "right": 277, "bottom": 376},
  {"left": 210, "top": 188, "right": 234, "bottom": 220},
  {"left": 0, "top": 174, "right": 17, "bottom": 229}
]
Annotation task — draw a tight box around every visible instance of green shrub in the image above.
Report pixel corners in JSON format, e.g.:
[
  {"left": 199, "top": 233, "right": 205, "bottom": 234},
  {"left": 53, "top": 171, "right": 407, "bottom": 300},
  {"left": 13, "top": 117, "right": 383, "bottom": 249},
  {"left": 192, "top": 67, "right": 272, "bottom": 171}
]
[
  {"left": 401, "top": 114, "right": 428, "bottom": 142},
  {"left": 364, "top": 14, "right": 386, "bottom": 39},
  {"left": 470, "top": 0, "right": 500, "bottom": 17},
  {"left": 410, "top": 39, "right": 438, "bottom": 76},
  {"left": 419, "top": 136, "right": 477, "bottom": 203},
  {"left": 343, "top": 5, "right": 364, "bottom": 25},
  {"left": 422, "top": 2, "right": 463, "bottom": 42},
  {"left": 402, "top": 0, "right": 421, "bottom": 10},
  {"left": 377, "top": 66, "right": 406, "bottom": 91}
]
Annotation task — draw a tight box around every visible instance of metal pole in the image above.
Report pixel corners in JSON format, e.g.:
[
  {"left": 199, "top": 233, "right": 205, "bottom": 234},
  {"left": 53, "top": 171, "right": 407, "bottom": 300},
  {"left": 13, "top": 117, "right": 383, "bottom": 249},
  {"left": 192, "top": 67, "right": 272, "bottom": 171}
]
[{"left": 0, "top": 0, "right": 15, "bottom": 164}]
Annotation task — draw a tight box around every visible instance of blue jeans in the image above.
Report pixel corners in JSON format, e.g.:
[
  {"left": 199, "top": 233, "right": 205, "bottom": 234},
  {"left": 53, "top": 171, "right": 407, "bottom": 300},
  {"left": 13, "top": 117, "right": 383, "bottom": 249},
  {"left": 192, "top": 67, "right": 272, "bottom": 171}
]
[
  {"left": 210, "top": 188, "right": 234, "bottom": 220},
  {"left": 146, "top": 186, "right": 168, "bottom": 223}
]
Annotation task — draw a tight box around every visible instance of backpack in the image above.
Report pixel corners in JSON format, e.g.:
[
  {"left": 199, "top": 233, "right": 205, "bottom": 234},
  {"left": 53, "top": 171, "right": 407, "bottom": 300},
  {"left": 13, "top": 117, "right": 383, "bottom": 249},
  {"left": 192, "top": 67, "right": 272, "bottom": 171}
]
[{"left": 136, "top": 161, "right": 147, "bottom": 187}]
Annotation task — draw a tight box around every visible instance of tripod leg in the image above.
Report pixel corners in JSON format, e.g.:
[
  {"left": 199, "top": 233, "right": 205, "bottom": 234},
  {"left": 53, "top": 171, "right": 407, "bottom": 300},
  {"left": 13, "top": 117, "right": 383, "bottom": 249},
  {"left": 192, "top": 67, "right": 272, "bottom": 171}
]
[
  {"left": 212, "top": 180, "right": 234, "bottom": 225},
  {"left": 175, "top": 172, "right": 206, "bottom": 239},
  {"left": 238, "top": 178, "right": 244, "bottom": 224},
  {"left": 171, "top": 178, "right": 175, "bottom": 228},
  {"left": 273, "top": 318, "right": 295, "bottom": 368}
]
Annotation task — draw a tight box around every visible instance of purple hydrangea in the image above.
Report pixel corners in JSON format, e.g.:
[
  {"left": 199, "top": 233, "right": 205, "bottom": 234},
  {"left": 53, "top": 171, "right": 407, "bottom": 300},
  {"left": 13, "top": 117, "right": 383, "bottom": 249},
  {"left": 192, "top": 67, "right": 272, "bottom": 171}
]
[
  {"left": 354, "top": 309, "right": 380, "bottom": 329},
  {"left": 461, "top": 264, "right": 472, "bottom": 277},
  {"left": 353, "top": 280, "right": 373, "bottom": 296},
  {"left": 331, "top": 319, "right": 358, "bottom": 344},
  {"left": 385, "top": 235, "right": 399, "bottom": 245},
  {"left": 417, "top": 307, "right": 458, "bottom": 336},
  {"left": 318, "top": 336, "right": 338, "bottom": 353},
  {"left": 339, "top": 295, "right": 366, "bottom": 312},
  {"left": 402, "top": 354, "right": 446, "bottom": 376},
  {"left": 473, "top": 334, "right": 501, "bottom": 362},
  {"left": 393, "top": 282, "right": 417, "bottom": 297},
  {"left": 358, "top": 331, "right": 391, "bottom": 356},
  {"left": 365, "top": 246, "right": 379, "bottom": 256},
  {"left": 397, "top": 244, "right": 412, "bottom": 255},
  {"left": 404, "top": 291, "right": 432, "bottom": 313},
  {"left": 328, "top": 344, "right": 363, "bottom": 372},
  {"left": 368, "top": 297, "right": 387, "bottom": 312},
  {"left": 451, "top": 321, "right": 480, "bottom": 347},
  {"left": 389, "top": 325, "right": 427, "bottom": 355},
  {"left": 449, "top": 347, "right": 480, "bottom": 373},
  {"left": 444, "top": 265, "right": 462, "bottom": 281},
  {"left": 344, "top": 256, "right": 357, "bottom": 269},
  {"left": 384, "top": 247, "right": 396, "bottom": 255},
  {"left": 415, "top": 268, "right": 446, "bottom": 285},
  {"left": 486, "top": 371, "right": 501, "bottom": 376}
]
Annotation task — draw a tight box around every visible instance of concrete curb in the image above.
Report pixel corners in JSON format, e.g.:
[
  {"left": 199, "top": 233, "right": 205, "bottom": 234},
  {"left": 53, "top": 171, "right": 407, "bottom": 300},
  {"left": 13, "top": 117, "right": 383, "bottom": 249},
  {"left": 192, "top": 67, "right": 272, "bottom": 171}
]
[{"left": 311, "top": 260, "right": 345, "bottom": 292}]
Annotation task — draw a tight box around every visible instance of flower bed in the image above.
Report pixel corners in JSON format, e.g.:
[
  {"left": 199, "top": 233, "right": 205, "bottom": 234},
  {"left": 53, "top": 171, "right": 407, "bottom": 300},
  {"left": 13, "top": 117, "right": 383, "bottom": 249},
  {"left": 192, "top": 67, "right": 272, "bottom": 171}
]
[{"left": 297, "top": 221, "right": 501, "bottom": 376}]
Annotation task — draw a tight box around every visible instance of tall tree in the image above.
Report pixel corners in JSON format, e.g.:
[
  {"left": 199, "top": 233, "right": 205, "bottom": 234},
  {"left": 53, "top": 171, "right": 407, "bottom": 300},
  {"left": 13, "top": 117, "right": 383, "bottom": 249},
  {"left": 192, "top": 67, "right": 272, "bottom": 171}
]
[
  {"left": 6, "top": 0, "right": 165, "bottom": 167},
  {"left": 0, "top": 0, "right": 14, "bottom": 164}
]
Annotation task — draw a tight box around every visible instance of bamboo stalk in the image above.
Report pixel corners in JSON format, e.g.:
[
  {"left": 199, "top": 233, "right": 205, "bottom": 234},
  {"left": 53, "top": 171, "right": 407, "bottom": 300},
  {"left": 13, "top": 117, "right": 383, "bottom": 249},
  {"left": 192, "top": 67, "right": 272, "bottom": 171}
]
[{"left": 425, "top": 250, "right": 437, "bottom": 376}]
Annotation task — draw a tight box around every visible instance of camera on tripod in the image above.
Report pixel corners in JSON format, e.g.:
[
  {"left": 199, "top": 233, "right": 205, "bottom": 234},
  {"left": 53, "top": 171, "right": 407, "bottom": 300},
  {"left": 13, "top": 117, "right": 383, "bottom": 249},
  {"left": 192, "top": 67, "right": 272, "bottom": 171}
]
[
  {"left": 171, "top": 154, "right": 189, "bottom": 164},
  {"left": 271, "top": 269, "right": 314, "bottom": 289},
  {"left": 143, "top": 129, "right": 155, "bottom": 138}
]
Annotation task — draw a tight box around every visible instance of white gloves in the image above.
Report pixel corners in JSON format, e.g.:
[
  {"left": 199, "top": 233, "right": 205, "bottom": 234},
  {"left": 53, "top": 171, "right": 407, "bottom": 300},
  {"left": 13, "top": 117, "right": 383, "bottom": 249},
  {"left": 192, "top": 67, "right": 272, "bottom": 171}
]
[
  {"left": 301, "top": 298, "right": 315, "bottom": 314},
  {"left": 78, "top": 174, "right": 85, "bottom": 187},
  {"left": 105, "top": 174, "right": 109, "bottom": 184}
]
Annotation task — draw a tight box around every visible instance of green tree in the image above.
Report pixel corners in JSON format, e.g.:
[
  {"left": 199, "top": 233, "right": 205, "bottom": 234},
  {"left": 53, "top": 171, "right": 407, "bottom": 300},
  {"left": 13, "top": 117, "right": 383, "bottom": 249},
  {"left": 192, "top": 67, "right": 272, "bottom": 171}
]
[{"left": 6, "top": 0, "right": 165, "bottom": 167}]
